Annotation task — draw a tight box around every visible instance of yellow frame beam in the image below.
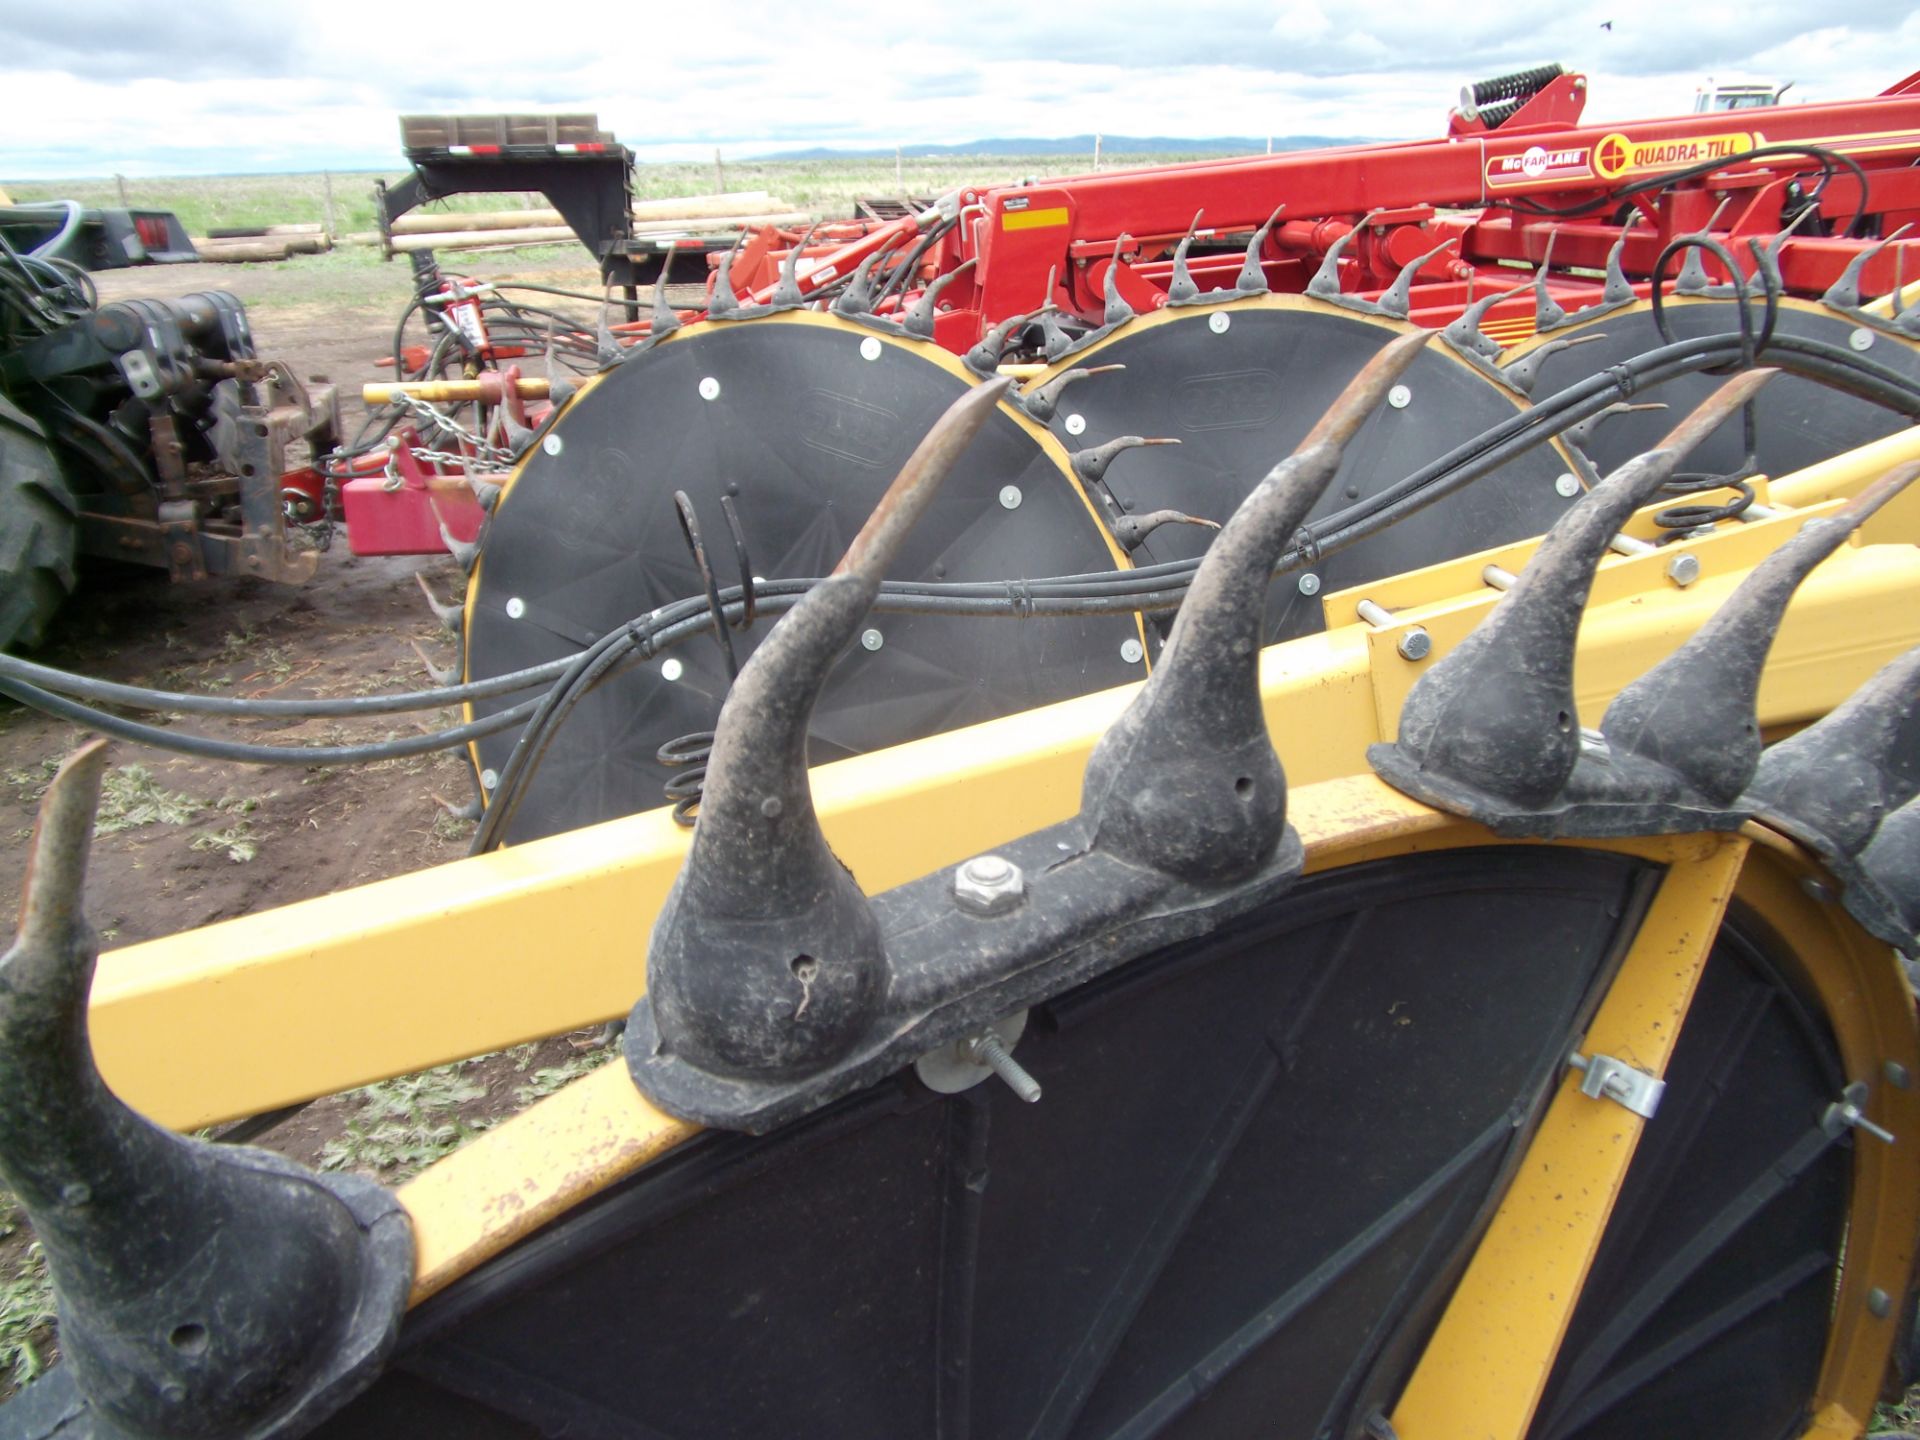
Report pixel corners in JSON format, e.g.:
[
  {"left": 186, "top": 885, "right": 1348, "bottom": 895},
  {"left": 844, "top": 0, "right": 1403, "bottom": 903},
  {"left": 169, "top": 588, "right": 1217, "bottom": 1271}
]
[{"left": 87, "top": 448, "right": 1920, "bottom": 1131}]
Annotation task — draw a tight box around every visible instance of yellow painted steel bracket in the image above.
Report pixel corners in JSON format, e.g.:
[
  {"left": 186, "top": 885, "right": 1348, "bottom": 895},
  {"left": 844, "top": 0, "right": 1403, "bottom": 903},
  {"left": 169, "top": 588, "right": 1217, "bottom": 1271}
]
[{"left": 85, "top": 427, "right": 1920, "bottom": 1132}]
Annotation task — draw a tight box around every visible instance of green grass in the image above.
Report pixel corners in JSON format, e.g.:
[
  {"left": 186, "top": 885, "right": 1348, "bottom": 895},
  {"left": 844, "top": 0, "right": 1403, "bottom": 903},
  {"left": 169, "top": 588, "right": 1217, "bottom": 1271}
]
[
  {"left": 318, "top": 1061, "right": 492, "bottom": 1181},
  {"left": 0, "top": 1195, "right": 54, "bottom": 1390},
  {"left": 3, "top": 154, "right": 1216, "bottom": 235}
]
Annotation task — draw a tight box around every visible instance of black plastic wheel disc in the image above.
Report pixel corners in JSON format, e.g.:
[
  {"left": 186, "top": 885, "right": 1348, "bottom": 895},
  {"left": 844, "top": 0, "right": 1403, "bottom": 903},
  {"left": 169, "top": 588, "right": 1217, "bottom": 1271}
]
[
  {"left": 1503, "top": 296, "right": 1920, "bottom": 480},
  {"left": 1034, "top": 296, "right": 1578, "bottom": 641},
  {"left": 464, "top": 313, "right": 1142, "bottom": 844}
]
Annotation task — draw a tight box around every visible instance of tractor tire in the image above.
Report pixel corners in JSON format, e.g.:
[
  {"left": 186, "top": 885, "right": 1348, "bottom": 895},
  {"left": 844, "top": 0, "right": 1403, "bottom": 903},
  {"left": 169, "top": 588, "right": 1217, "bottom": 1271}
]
[{"left": 0, "top": 397, "right": 79, "bottom": 652}]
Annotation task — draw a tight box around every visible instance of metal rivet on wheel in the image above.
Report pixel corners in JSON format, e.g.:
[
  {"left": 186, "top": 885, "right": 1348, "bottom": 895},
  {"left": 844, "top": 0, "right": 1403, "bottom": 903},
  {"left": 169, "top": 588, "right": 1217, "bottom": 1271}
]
[
  {"left": 698, "top": 376, "right": 721, "bottom": 400},
  {"left": 505, "top": 597, "right": 526, "bottom": 619},
  {"left": 1298, "top": 572, "right": 1322, "bottom": 596},
  {"left": 1388, "top": 384, "right": 1412, "bottom": 410},
  {"left": 480, "top": 768, "right": 498, "bottom": 791},
  {"left": 859, "top": 336, "right": 883, "bottom": 361},
  {"left": 1064, "top": 413, "right": 1087, "bottom": 436},
  {"left": 1850, "top": 327, "right": 1875, "bottom": 352},
  {"left": 999, "top": 485, "right": 1022, "bottom": 510},
  {"left": 1209, "top": 311, "right": 1231, "bottom": 334},
  {"left": 1120, "top": 637, "right": 1144, "bottom": 664},
  {"left": 861, "top": 628, "right": 884, "bottom": 651},
  {"left": 1887, "top": 1061, "right": 1913, "bottom": 1090},
  {"left": 1869, "top": 1287, "right": 1893, "bottom": 1319},
  {"left": 1555, "top": 473, "right": 1582, "bottom": 498},
  {"left": 541, "top": 434, "right": 563, "bottom": 457},
  {"left": 661, "top": 658, "right": 684, "bottom": 681}
]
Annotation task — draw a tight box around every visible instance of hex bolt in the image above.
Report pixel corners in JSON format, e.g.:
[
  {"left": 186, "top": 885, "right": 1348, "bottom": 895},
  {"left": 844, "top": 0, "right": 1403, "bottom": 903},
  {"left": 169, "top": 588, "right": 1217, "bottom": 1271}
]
[
  {"left": 542, "top": 433, "right": 564, "bottom": 457},
  {"left": 505, "top": 596, "right": 526, "bottom": 619},
  {"left": 1396, "top": 628, "right": 1433, "bottom": 661},
  {"left": 861, "top": 628, "right": 884, "bottom": 651},
  {"left": 953, "top": 854, "right": 1026, "bottom": 916},
  {"left": 1664, "top": 553, "right": 1701, "bottom": 587},
  {"left": 1388, "top": 384, "right": 1412, "bottom": 410},
  {"left": 1297, "top": 572, "right": 1321, "bottom": 596},
  {"left": 963, "top": 1030, "right": 1043, "bottom": 1103},
  {"left": 1554, "top": 473, "right": 1582, "bottom": 498},
  {"left": 999, "top": 485, "right": 1023, "bottom": 510}
]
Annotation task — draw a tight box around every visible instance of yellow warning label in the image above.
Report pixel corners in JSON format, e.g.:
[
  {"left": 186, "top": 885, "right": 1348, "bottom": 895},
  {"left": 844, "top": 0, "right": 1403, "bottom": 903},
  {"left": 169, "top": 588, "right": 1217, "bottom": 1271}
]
[
  {"left": 1000, "top": 205, "right": 1070, "bottom": 232},
  {"left": 1592, "top": 130, "right": 1756, "bottom": 180}
]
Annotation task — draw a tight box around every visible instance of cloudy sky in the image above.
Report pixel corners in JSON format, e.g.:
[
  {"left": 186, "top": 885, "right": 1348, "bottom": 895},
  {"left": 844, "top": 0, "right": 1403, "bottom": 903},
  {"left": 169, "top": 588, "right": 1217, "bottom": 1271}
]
[{"left": 2, "top": 1, "right": 1914, "bottom": 179}]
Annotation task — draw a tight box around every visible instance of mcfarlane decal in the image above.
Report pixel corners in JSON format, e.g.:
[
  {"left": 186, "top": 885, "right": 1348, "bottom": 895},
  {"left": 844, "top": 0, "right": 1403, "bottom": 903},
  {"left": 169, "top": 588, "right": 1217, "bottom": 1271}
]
[
  {"left": 1592, "top": 130, "right": 1757, "bottom": 180},
  {"left": 1486, "top": 143, "right": 1595, "bottom": 188}
]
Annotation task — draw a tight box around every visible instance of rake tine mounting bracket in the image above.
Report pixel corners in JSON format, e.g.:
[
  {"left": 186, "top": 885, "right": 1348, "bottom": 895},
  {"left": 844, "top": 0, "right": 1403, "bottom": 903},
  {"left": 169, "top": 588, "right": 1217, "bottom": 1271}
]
[
  {"left": 624, "top": 336, "right": 1430, "bottom": 1134},
  {"left": 1369, "top": 371, "right": 1782, "bottom": 837}
]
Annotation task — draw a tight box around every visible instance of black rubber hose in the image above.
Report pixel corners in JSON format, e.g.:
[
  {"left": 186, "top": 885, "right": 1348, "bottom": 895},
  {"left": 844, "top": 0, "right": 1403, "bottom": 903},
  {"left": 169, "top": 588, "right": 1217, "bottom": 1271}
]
[
  {"left": 0, "top": 679, "right": 539, "bottom": 765},
  {"left": 0, "top": 651, "right": 572, "bottom": 717}
]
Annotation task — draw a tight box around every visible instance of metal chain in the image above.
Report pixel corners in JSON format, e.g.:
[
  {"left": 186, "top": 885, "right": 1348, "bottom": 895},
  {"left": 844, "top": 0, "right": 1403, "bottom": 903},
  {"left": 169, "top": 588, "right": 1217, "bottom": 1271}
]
[{"left": 390, "top": 391, "right": 514, "bottom": 466}]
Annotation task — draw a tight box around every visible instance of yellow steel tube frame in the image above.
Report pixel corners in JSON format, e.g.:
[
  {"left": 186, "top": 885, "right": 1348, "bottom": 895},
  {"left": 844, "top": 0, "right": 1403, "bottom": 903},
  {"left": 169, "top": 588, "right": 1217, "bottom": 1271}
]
[{"left": 87, "top": 429, "right": 1920, "bottom": 1133}]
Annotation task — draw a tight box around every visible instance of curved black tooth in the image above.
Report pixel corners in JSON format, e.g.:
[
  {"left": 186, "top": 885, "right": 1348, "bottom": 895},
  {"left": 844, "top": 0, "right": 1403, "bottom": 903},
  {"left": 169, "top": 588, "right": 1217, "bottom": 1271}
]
[
  {"left": 1822, "top": 224, "right": 1911, "bottom": 311},
  {"left": 1441, "top": 281, "right": 1527, "bottom": 363},
  {"left": 708, "top": 233, "right": 746, "bottom": 319},
  {"left": 830, "top": 245, "right": 890, "bottom": 319},
  {"left": 649, "top": 241, "right": 683, "bottom": 341},
  {"left": 1080, "top": 330, "right": 1432, "bottom": 884},
  {"left": 440, "top": 521, "right": 478, "bottom": 572},
  {"left": 901, "top": 258, "right": 976, "bottom": 339},
  {"left": 1306, "top": 214, "right": 1372, "bottom": 300},
  {"left": 1672, "top": 236, "right": 1715, "bottom": 296},
  {"left": 1070, "top": 435, "right": 1179, "bottom": 486},
  {"left": 594, "top": 302, "right": 621, "bottom": 366},
  {"left": 1601, "top": 460, "right": 1920, "bottom": 805},
  {"left": 0, "top": 743, "right": 412, "bottom": 1436},
  {"left": 1378, "top": 369, "right": 1774, "bottom": 813},
  {"left": 1167, "top": 209, "right": 1205, "bottom": 305},
  {"left": 472, "top": 478, "right": 502, "bottom": 513},
  {"left": 1110, "top": 507, "right": 1220, "bottom": 551},
  {"left": 771, "top": 223, "right": 822, "bottom": 309},
  {"left": 1235, "top": 205, "right": 1285, "bottom": 295},
  {"left": 410, "top": 638, "right": 458, "bottom": 688},
  {"left": 1500, "top": 332, "right": 1604, "bottom": 396},
  {"left": 1104, "top": 234, "right": 1137, "bottom": 326},
  {"left": 1746, "top": 640, "right": 1920, "bottom": 862},
  {"left": 548, "top": 375, "right": 577, "bottom": 406},
  {"left": 964, "top": 307, "right": 1037, "bottom": 377},
  {"left": 1022, "top": 362, "right": 1123, "bottom": 422},
  {"left": 1566, "top": 399, "right": 1666, "bottom": 449},
  {"left": 1377, "top": 239, "right": 1457, "bottom": 321},
  {"left": 1598, "top": 221, "right": 1636, "bottom": 306},
  {"left": 630, "top": 379, "right": 1014, "bottom": 1099},
  {"left": 415, "top": 572, "right": 463, "bottom": 632},
  {"left": 1533, "top": 232, "right": 1569, "bottom": 328}
]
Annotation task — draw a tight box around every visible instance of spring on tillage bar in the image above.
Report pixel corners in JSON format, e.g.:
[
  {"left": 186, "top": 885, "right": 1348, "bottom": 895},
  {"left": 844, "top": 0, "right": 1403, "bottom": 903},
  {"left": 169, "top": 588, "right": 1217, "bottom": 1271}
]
[{"left": 658, "top": 489, "right": 756, "bottom": 826}]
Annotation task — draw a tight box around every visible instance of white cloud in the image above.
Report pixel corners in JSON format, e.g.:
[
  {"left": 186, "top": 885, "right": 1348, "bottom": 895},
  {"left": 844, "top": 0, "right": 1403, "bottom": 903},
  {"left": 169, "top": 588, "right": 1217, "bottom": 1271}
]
[{"left": 0, "top": 1, "right": 1911, "bottom": 176}]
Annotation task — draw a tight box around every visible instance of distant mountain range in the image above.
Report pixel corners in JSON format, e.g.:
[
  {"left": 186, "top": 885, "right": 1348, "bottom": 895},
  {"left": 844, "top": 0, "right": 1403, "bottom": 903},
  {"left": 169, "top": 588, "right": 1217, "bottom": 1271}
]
[{"left": 752, "top": 134, "right": 1371, "bottom": 160}]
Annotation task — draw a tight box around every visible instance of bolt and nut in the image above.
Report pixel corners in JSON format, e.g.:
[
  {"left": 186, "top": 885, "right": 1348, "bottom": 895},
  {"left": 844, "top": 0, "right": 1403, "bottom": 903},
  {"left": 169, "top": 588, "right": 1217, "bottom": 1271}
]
[{"left": 953, "top": 854, "right": 1026, "bottom": 916}]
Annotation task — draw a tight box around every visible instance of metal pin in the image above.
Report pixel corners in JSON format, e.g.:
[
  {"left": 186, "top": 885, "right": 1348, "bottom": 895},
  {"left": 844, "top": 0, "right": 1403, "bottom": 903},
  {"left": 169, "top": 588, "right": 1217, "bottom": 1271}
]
[
  {"left": 1482, "top": 564, "right": 1517, "bottom": 591},
  {"left": 963, "top": 1030, "right": 1042, "bottom": 1103}
]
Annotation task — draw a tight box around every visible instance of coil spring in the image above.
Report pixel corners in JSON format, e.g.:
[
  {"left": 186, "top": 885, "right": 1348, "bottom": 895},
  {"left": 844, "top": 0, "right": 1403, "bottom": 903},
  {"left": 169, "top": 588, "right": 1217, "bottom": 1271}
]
[
  {"left": 659, "top": 490, "right": 756, "bottom": 826},
  {"left": 1464, "top": 62, "right": 1565, "bottom": 110}
]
